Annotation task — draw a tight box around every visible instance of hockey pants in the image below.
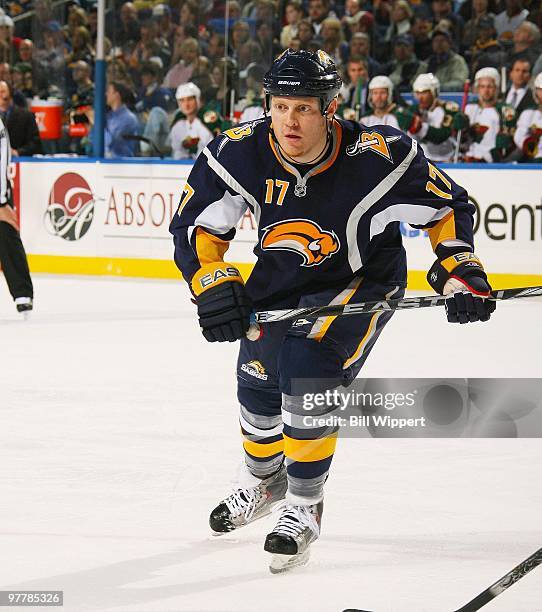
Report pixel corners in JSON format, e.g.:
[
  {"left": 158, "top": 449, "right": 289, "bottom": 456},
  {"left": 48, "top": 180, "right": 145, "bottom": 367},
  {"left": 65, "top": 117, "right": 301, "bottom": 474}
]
[{"left": 237, "top": 276, "right": 404, "bottom": 505}]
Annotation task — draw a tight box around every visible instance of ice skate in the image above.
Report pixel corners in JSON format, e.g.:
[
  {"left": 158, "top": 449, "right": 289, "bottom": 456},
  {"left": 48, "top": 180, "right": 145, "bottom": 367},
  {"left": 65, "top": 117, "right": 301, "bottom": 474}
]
[
  {"left": 209, "top": 464, "right": 287, "bottom": 534},
  {"left": 264, "top": 501, "right": 323, "bottom": 573},
  {"left": 15, "top": 297, "right": 33, "bottom": 320}
]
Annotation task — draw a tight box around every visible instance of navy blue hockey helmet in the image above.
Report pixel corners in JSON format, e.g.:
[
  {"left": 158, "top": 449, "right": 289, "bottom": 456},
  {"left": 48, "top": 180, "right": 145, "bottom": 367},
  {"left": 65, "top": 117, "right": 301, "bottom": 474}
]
[{"left": 263, "top": 49, "right": 342, "bottom": 115}]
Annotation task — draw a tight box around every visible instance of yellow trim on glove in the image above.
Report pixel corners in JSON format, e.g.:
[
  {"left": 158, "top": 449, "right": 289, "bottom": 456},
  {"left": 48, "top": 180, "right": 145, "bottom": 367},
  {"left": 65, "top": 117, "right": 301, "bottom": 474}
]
[
  {"left": 191, "top": 262, "right": 244, "bottom": 296},
  {"left": 440, "top": 252, "right": 483, "bottom": 274}
]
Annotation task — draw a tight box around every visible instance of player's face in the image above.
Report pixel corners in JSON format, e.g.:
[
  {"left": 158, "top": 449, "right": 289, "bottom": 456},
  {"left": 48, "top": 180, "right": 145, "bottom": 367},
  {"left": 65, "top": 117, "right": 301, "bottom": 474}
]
[
  {"left": 370, "top": 88, "right": 389, "bottom": 110},
  {"left": 271, "top": 96, "right": 334, "bottom": 162},
  {"left": 179, "top": 95, "right": 198, "bottom": 116},
  {"left": 415, "top": 90, "right": 434, "bottom": 109},
  {"left": 477, "top": 78, "right": 497, "bottom": 104}
]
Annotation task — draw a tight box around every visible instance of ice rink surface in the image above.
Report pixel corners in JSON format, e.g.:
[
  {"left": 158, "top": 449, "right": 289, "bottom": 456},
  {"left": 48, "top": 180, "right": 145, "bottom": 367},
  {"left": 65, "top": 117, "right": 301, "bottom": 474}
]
[{"left": 1, "top": 275, "right": 541, "bottom": 612}]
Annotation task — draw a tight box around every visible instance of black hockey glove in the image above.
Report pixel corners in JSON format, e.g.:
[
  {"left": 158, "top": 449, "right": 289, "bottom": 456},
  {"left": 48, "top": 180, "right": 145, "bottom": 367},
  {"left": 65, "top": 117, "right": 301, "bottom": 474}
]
[
  {"left": 191, "top": 263, "right": 252, "bottom": 342},
  {"left": 427, "top": 250, "right": 495, "bottom": 324}
]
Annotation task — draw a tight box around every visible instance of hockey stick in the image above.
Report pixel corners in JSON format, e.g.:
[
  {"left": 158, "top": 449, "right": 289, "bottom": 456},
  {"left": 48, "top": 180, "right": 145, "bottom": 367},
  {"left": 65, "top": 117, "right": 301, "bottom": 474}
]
[
  {"left": 252, "top": 285, "right": 542, "bottom": 324},
  {"left": 453, "top": 546, "right": 542, "bottom": 612}
]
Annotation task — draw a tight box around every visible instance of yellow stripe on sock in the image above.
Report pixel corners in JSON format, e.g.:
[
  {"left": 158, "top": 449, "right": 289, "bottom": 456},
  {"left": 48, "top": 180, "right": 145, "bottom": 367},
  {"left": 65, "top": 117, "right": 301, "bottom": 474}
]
[{"left": 283, "top": 433, "right": 338, "bottom": 462}]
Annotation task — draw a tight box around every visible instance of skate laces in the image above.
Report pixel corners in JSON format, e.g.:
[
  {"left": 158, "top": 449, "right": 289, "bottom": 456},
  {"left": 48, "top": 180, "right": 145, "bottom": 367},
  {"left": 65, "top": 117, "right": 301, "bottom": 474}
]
[
  {"left": 224, "top": 487, "right": 263, "bottom": 520},
  {"left": 272, "top": 504, "right": 320, "bottom": 539}
]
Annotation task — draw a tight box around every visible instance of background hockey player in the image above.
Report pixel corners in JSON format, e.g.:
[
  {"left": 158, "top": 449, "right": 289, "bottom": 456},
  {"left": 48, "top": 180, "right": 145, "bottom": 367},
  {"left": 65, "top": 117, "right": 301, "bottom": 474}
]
[
  {"left": 169, "top": 83, "right": 228, "bottom": 160},
  {"left": 0, "top": 116, "right": 33, "bottom": 316},
  {"left": 408, "top": 73, "right": 468, "bottom": 162},
  {"left": 362, "top": 75, "right": 417, "bottom": 132},
  {"left": 170, "top": 49, "right": 495, "bottom": 573},
  {"left": 513, "top": 73, "right": 542, "bottom": 162},
  {"left": 462, "top": 67, "right": 517, "bottom": 162}
]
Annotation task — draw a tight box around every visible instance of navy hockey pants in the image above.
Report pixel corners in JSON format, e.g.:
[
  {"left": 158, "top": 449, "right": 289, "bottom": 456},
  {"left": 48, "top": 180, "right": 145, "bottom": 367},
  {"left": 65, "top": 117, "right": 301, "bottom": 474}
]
[{"left": 237, "top": 276, "right": 404, "bottom": 504}]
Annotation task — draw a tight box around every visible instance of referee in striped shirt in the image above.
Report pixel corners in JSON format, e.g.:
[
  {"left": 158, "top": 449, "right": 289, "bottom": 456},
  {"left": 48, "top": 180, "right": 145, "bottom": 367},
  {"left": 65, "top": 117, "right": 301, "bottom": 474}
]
[{"left": 0, "top": 115, "right": 33, "bottom": 316}]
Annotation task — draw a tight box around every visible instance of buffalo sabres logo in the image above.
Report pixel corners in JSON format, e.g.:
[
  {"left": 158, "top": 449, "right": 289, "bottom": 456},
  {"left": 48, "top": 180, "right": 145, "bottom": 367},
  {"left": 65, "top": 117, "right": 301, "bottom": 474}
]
[
  {"left": 346, "top": 131, "right": 401, "bottom": 163},
  {"left": 261, "top": 219, "right": 340, "bottom": 267},
  {"left": 240, "top": 360, "right": 268, "bottom": 380}
]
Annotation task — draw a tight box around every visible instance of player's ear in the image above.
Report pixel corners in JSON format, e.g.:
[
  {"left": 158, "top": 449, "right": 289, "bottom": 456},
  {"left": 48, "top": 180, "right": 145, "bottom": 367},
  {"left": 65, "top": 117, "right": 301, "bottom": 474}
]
[{"left": 326, "top": 98, "right": 338, "bottom": 119}]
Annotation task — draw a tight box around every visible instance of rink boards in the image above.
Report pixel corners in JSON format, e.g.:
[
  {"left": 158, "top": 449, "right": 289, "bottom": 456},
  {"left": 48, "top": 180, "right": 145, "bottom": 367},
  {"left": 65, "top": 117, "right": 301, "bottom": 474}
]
[{"left": 14, "top": 158, "right": 542, "bottom": 289}]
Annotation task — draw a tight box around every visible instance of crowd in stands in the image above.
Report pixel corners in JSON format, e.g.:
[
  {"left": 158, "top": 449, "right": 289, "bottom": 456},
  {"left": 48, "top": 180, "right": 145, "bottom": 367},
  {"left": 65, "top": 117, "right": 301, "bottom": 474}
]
[{"left": 0, "top": 0, "right": 541, "bottom": 161}]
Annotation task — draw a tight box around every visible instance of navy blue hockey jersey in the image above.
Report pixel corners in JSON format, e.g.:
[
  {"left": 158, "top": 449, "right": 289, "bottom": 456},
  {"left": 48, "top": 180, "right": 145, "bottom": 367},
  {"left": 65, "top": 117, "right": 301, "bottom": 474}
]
[{"left": 170, "top": 117, "right": 475, "bottom": 307}]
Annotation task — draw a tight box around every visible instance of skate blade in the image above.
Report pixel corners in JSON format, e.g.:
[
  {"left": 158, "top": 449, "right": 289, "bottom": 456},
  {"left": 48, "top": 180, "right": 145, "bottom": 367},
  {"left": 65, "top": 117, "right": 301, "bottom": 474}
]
[{"left": 269, "top": 549, "right": 310, "bottom": 574}]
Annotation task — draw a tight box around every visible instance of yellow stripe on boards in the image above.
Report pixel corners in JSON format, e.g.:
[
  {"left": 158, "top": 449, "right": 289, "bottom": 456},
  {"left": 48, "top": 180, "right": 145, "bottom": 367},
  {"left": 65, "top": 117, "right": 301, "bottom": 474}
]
[{"left": 283, "top": 433, "right": 338, "bottom": 463}]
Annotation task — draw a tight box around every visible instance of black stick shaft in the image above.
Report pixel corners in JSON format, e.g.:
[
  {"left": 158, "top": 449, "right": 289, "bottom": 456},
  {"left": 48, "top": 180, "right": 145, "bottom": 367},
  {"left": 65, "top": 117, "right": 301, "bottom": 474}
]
[{"left": 453, "top": 547, "right": 542, "bottom": 612}]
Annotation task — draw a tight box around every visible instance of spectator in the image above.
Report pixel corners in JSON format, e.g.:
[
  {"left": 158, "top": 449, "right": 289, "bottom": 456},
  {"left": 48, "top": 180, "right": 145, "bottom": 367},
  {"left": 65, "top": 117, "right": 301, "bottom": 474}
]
[
  {"left": 104, "top": 81, "right": 139, "bottom": 158},
  {"left": 229, "top": 20, "right": 251, "bottom": 61},
  {"left": 362, "top": 75, "right": 415, "bottom": 129},
  {"left": 426, "top": 28, "right": 469, "bottom": 90},
  {"left": 385, "top": 34, "right": 427, "bottom": 91},
  {"left": 112, "top": 2, "right": 140, "bottom": 47},
  {"left": 280, "top": 0, "right": 304, "bottom": 48},
  {"left": 513, "top": 72, "right": 542, "bottom": 161},
  {"left": 34, "top": 21, "right": 66, "bottom": 94},
  {"left": 463, "top": 67, "right": 516, "bottom": 162},
  {"left": 507, "top": 21, "right": 541, "bottom": 68},
  {"left": 308, "top": 0, "right": 332, "bottom": 36},
  {"left": 505, "top": 58, "right": 536, "bottom": 113},
  {"left": 12, "top": 63, "right": 34, "bottom": 102},
  {"left": 411, "top": 16, "right": 433, "bottom": 60},
  {"left": 206, "top": 33, "right": 226, "bottom": 63},
  {"left": 0, "top": 15, "right": 14, "bottom": 64},
  {"left": 254, "top": 20, "right": 281, "bottom": 62},
  {"left": 339, "top": 57, "right": 370, "bottom": 118},
  {"left": 130, "top": 19, "right": 171, "bottom": 78},
  {"left": 169, "top": 82, "right": 213, "bottom": 159},
  {"left": 70, "top": 60, "right": 94, "bottom": 109},
  {"left": 431, "top": 0, "right": 464, "bottom": 44},
  {"left": 153, "top": 4, "right": 176, "bottom": 51},
  {"left": 344, "top": 10, "right": 375, "bottom": 39},
  {"left": 210, "top": 56, "right": 238, "bottom": 117},
  {"left": 462, "top": 0, "right": 496, "bottom": 50},
  {"left": 180, "top": 1, "right": 199, "bottom": 30},
  {"left": 107, "top": 58, "right": 135, "bottom": 91},
  {"left": 238, "top": 63, "right": 265, "bottom": 122},
  {"left": 65, "top": 26, "right": 95, "bottom": 66},
  {"left": 320, "top": 17, "right": 344, "bottom": 66},
  {"left": 469, "top": 15, "right": 507, "bottom": 74},
  {"left": 297, "top": 19, "right": 315, "bottom": 50},
  {"left": 383, "top": 0, "right": 413, "bottom": 50},
  {"left": 342, "top": 32, "right": 382, "bottom": 77},
  {"left": 494, "top": 0, "right": 529, "bottom": 42},
  {"left": 163, "top": 37, "right": 200, "bottom": 89},
  {"left": 237, "top": 39, "right": 264, "bottom": 72},
  {"left": 64, "top": 6, "right": 89, "bottom": 41},
  {"left": 136, "top": 60, "right": 173, "bottom": 112},
  {"left": 0, "top": 81, "right": 42, "bottom": 156},
  {"left": 409, "top": 72, "right": 468, "bottom": 161}
]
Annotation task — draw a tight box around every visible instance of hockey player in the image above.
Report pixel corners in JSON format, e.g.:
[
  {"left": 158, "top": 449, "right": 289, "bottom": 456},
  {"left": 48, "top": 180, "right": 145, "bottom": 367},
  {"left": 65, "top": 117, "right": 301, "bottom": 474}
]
[
  {"left": 170, "top": 49, "right": 495, "bottom": 573},
  {"left": 0, "top": 116, "right": 33, "bottom": 316},
  {"left": 169, "top": 83, "right": 228, "bottom": 160},
  {"left": 362, "top": 75, "right": 417, "bottom": 133},
  {"left": 463, "top": 67, "right": 516, "bottom": 162},
  {"left": 408, "top": 72, "right": 468, "bottom": 162},
  {"left": 513, "top": 73, "right": 542, "bottom": 162}
]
